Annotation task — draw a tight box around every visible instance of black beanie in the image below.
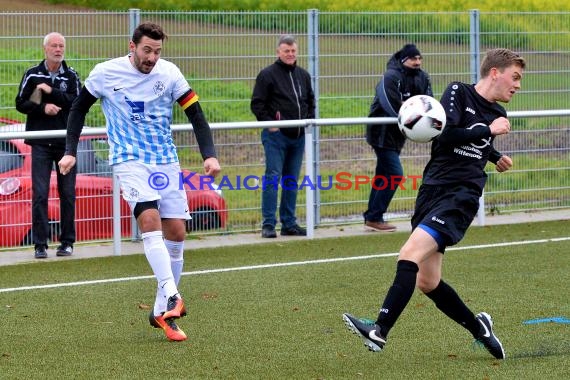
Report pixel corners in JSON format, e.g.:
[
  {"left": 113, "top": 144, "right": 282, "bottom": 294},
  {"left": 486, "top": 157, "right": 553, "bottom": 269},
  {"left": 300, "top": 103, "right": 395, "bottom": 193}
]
[{"left": 400, "top": 44, "right": 421, "bottom": 63}]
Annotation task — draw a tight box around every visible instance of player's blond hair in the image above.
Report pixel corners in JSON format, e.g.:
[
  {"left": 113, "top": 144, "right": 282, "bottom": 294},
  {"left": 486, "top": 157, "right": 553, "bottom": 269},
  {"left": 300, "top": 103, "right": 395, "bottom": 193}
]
[{"left": 480, "top": 48, "right": 526, "bottom": 78}]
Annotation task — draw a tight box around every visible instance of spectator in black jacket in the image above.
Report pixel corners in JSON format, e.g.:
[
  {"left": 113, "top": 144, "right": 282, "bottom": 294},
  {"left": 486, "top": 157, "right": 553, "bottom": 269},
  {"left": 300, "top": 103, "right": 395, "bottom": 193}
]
[
  {"left": 15, "top": 32, "right": 81, "bottom": 259},
  {"left": 251, "top": 34, "right": 315, "bottom": 238},
  {"left": 364, "top": 44, "right": 432, "bottom": 232}
]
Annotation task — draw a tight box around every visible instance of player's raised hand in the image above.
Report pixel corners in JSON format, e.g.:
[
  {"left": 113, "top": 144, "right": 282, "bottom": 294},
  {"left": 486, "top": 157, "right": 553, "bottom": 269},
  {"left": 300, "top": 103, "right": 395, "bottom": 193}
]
[{"left": 489, "top": 116, "right": 510, "bottom": 136}]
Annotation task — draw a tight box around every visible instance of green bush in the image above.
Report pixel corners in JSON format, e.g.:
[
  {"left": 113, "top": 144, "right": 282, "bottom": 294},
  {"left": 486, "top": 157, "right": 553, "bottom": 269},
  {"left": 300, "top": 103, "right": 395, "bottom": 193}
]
[
  {"left": 45, "top": 0, "right": 570, "bottom": 52},
  {"left": 46, "top": 0, "right": 570, "bottom": 11}
]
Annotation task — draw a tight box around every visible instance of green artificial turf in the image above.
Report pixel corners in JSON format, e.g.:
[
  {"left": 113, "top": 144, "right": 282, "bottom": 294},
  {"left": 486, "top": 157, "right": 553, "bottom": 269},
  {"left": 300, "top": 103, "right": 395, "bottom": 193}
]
[{"left": 0, "top": 220, "right": 569, "bottom": 379}]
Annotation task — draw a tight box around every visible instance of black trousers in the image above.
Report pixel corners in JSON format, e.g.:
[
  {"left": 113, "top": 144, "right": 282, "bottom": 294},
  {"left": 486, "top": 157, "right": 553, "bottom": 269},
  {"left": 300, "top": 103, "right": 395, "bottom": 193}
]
[{"left": 31, "top": 144, "right": 76, "bottom": 247}]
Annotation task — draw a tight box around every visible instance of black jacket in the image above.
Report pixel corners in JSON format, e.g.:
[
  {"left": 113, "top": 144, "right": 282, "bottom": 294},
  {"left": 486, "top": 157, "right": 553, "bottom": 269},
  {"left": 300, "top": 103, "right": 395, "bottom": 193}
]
[
  {"left": 251, "top": 58, "right": 315, "bottom": 138},
  {"left": 366, "top": 53, "right": 432, "bottom": 152},
  {"left": 15, "top": 60, "right": 81, "bottom": 147}
]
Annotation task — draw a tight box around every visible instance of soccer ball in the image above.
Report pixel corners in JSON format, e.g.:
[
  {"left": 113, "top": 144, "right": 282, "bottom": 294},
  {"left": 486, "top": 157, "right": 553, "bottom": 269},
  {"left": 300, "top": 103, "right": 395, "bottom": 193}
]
[{"left": 397, "top": 95, "right": 446, "bottom": 143}]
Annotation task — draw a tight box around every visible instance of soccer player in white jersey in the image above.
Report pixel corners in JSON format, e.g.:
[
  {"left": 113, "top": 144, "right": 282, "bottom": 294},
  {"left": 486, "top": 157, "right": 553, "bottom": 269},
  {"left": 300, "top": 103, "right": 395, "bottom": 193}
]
[{"left": 58, "top": 22, "right": 221, "bottom": 342}]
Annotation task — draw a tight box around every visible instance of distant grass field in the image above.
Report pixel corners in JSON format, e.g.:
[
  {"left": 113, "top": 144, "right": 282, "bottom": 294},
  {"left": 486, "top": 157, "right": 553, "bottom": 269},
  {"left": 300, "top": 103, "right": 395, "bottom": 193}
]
[{"left": 1, "top": 220, "right": 569, "bottom": 379}]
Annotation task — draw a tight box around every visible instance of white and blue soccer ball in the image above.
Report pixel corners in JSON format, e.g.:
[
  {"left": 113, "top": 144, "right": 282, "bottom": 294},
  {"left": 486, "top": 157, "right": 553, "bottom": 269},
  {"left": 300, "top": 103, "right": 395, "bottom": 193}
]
[{"left": 397, "top": 95, "right": 446, "bottom": 143}]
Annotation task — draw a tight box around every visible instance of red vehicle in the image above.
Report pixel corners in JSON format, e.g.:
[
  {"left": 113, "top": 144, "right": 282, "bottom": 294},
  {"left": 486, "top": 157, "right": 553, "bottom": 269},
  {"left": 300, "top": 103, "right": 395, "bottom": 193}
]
[{"left": 0, "top": 125, "right": 227, "bottom": 247}]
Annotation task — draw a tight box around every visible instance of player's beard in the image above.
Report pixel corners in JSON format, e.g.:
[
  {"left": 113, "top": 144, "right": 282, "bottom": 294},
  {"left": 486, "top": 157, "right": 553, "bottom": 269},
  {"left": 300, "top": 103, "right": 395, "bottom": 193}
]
[{"left": 132, "top": 51, "right": 155, "bottom": 74}]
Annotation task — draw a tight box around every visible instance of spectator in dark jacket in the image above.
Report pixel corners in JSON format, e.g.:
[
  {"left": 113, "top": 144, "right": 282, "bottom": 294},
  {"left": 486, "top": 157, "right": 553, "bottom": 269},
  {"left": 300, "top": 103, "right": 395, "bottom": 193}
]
[
  {"left": 251, "top": 34, "right": 315, "bottom": 238},
  {"left": 15, "top": 32, "right": 81, "bottom": 259},
  {"left": 364, "top": 44, "right": 432, "bottom": 232}
]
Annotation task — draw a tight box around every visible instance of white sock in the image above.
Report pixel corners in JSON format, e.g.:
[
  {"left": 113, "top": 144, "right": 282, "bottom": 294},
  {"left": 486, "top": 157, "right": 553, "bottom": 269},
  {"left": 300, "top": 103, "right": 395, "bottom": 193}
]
[
  {"left": 154, "top": 239, "right": 185, "bottom": 315},
  {"left": 141, "top": 231, "right": 178, "bottom": 310},
  {"left": 165, "top": 239, "right": 185, "bottom": 285}
]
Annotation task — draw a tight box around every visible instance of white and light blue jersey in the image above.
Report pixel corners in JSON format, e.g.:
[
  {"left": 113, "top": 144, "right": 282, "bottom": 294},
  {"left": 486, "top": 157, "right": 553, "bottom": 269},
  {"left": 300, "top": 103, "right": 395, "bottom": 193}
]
[{"left": 85, "top": 55, "right": 190, "bottom": 165}]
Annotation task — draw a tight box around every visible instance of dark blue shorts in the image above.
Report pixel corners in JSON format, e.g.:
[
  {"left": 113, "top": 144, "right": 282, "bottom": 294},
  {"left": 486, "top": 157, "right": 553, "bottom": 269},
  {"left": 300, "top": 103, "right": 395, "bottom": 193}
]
[{"left": 411, "top": 183, "right": 482, "bottom": 251}]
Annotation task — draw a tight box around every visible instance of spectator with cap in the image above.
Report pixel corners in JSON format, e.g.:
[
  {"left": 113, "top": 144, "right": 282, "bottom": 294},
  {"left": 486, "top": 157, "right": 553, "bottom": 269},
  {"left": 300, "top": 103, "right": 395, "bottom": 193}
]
[{"left": 363, "top": 43, "right": 433, "bottom": 232}]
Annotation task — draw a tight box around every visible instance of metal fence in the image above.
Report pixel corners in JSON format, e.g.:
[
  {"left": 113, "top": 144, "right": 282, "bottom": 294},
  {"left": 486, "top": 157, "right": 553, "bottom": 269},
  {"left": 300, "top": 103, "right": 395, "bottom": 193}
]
[{"left": 0, "top": 10, "right": 569, "bottom": 249}]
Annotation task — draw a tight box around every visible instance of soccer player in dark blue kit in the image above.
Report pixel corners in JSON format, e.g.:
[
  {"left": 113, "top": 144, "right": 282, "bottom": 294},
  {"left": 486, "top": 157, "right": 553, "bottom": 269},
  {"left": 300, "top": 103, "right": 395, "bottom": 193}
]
[{"left": 343, "top": 48, "right": 526, "bottom": 359}]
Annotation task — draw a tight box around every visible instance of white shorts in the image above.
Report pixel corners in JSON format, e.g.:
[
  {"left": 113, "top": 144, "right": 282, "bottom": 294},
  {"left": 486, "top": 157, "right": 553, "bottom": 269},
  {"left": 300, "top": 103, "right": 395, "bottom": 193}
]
[{"left": 113, "top": 160, "right": 190, "bottom": 220}]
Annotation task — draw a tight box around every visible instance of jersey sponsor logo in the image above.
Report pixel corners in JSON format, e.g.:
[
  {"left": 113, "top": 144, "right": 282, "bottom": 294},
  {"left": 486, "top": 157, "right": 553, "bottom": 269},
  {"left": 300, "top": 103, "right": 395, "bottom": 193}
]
[
  {"left": 465, "top": 106, "right": 476, "bottom": 115},
  {"left": 454, "top": 145, "right": 483, "bottom": 159},
  {"left": 113, "top": 87, "right": 124, "bottom": 92},
  {"left": 125, "top": 96, "right": 146, "bottom": 122},
  {"left": 467, "top": 123, "right": 492, "bottom": 149},
  {"left": 453, "top": 123, "right": 491, "bottom": 159}
]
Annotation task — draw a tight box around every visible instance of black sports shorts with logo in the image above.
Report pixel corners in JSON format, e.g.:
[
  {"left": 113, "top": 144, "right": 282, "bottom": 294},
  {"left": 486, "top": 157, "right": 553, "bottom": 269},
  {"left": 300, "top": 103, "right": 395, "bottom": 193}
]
[{"left": 411, "top": 183, "right": 482, "bottom": 251}]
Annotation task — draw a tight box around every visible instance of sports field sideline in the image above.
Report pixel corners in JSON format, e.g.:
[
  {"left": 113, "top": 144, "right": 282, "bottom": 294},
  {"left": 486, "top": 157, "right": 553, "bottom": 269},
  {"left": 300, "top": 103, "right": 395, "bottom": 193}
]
[
  {"left": 1, "top": 208, "right": 568, "bottom": 267},
  {"left": 1, "top": 209, "right": 569, "bottom": 379}
]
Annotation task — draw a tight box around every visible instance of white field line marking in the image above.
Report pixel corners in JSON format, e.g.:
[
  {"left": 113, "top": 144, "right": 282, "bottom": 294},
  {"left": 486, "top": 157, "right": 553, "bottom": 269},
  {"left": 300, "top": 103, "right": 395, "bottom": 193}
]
[{"left": 1, "top": 236, "right": 569, "bottom": 294}]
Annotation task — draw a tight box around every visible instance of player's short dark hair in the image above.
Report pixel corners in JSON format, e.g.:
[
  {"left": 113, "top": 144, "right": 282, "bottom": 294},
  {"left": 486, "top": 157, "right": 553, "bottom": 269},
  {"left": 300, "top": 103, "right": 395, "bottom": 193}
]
[
  {"left": 480, "top": 48, "right": 526, "bottom": 78},
  {"left": 132, "top": 22, "right": 167, "bottom": 45}
]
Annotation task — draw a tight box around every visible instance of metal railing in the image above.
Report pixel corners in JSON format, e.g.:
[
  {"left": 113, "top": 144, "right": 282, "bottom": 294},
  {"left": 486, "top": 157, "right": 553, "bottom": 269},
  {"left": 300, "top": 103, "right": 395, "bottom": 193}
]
[{"left": 2, "top": 108, "right": 569, "bottom": 253}]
